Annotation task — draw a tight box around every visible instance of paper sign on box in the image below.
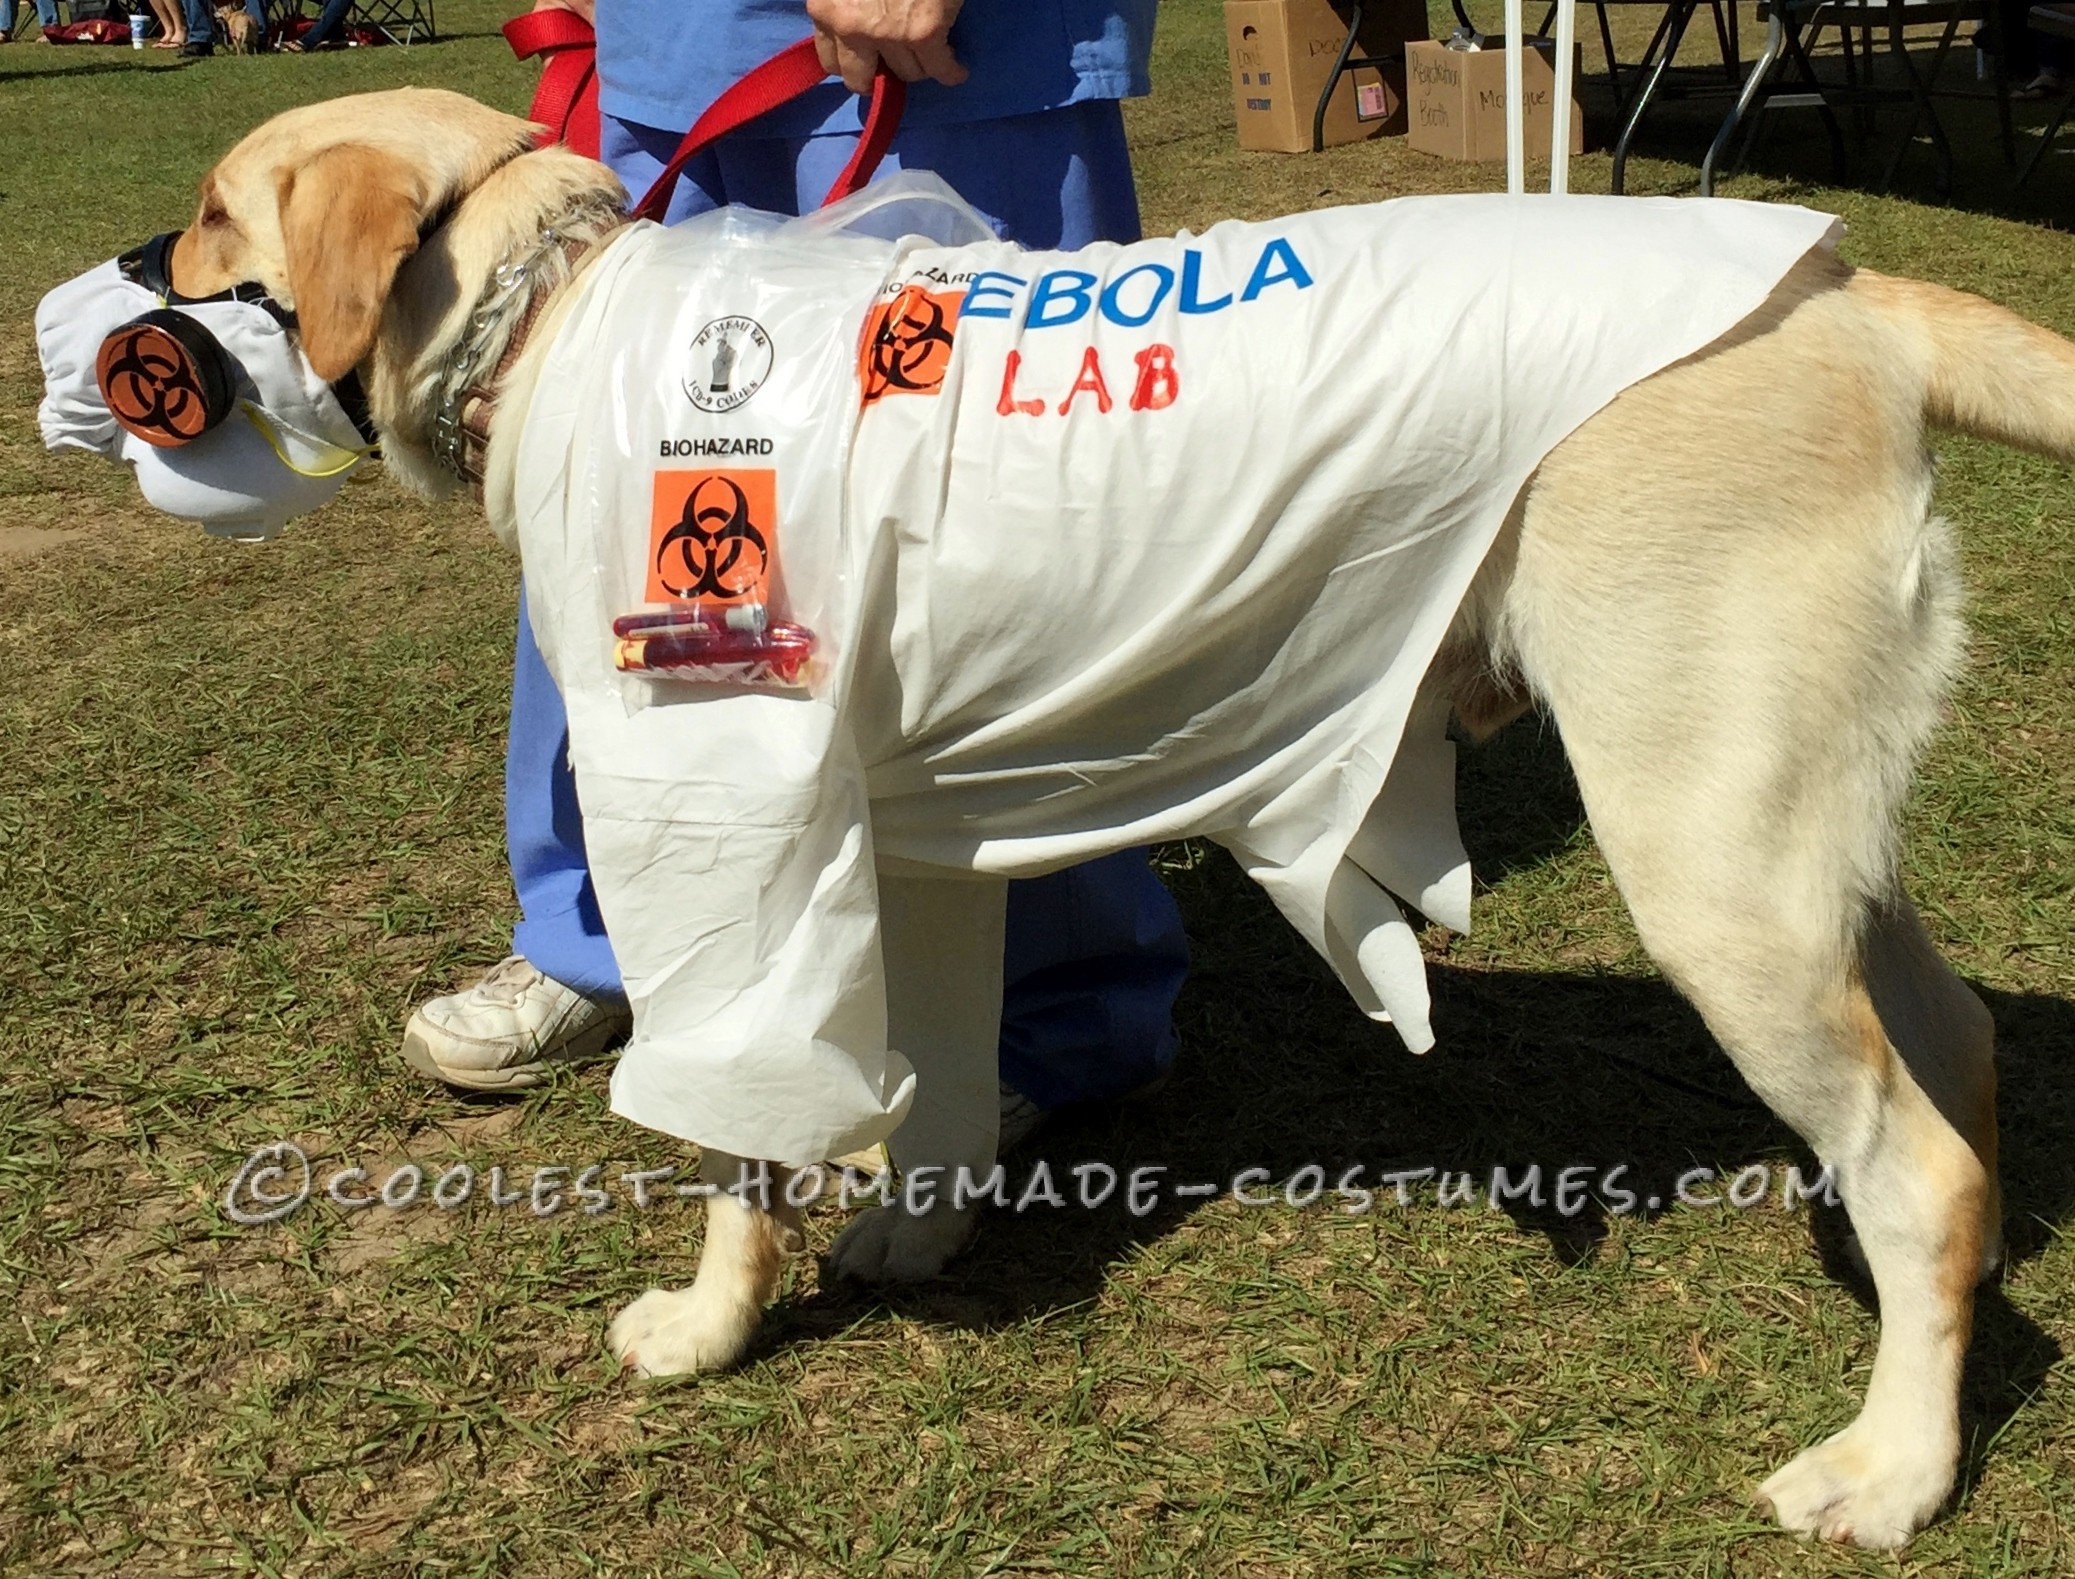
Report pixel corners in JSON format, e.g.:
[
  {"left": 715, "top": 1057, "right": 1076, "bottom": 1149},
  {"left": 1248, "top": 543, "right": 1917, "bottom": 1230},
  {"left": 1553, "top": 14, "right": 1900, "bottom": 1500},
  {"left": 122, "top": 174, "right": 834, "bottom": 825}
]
[
  {"left": 1224, "top": 0, "right": 1427, "bottom": 153},
  {"left": 1405, "top": 38, "right": 1585, "bottom": 163}
]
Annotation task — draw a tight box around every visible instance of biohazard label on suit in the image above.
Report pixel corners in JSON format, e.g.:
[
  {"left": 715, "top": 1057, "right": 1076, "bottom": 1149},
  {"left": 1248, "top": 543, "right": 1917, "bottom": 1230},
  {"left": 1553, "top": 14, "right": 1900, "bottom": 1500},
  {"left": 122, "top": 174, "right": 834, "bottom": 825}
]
[
  {"left": 511, "top": 182, "right": 1839, "bottom": 1162},
  {"left": 859, "top": 285, "right": 962, "bottom": 403},
  {"left": 645, "top": 468, "right": 778, "bottom": 604}
]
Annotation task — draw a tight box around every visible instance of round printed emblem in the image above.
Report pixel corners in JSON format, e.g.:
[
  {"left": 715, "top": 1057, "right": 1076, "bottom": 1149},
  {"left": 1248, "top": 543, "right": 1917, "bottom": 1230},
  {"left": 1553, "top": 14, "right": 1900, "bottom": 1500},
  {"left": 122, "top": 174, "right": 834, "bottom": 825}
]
[
  {"left": 95, "top": 310, "right": 235, "bottom": 448},
  {"left": 685, "top": 317, "right": 774, "bottom": 414}
]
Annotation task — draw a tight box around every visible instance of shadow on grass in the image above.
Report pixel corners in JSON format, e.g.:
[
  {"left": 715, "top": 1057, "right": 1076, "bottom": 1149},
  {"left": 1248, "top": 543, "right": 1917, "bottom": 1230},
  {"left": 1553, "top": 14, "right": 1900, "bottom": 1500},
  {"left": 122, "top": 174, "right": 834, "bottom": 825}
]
[
  {"left": 763, "top": 716, "right": 2073, "bottom": 1478},
  {"left": 0, "top": 31, "right": 496, "bottom": 89},
  {"left": 777, "top": 940, "right": 2069, "bottom": 1498},
  {"left": 1451, "top": 704, "right": 1591, "bottom": 887},
  {"left": 0, "top": 60, "right": 202, "bottom": 85},
  {"left": 1590, "top": 63, "right": 2075, "bottom": 226},
  {"left": 786, "top": 960, "right": 2071, "bottom": 1295}
]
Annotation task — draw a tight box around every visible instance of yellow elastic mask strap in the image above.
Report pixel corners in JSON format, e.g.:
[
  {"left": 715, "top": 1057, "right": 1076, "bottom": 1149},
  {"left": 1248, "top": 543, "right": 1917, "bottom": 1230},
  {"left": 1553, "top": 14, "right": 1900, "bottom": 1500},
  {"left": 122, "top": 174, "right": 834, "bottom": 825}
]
[{"left": 240, "top": 402, "right": 373, "bottom": 479}]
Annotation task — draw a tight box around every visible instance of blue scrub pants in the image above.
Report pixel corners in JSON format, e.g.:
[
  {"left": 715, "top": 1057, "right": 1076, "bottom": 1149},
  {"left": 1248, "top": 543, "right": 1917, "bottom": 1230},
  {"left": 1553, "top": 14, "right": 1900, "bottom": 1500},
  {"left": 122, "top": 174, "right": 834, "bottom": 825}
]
[
  {"left": 507, "top": 101, "right": 1188, "bottom": 1111},
  {"left": 4, "top": 0, "right": 59, "bottom": 32}
]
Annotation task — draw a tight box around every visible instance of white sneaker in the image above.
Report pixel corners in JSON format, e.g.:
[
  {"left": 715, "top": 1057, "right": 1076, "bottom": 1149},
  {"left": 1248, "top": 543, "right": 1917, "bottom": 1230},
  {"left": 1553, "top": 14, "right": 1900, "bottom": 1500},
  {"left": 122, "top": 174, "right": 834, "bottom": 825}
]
[{"left": 400, "top": 956, "right": 630, "bottom": 1092}]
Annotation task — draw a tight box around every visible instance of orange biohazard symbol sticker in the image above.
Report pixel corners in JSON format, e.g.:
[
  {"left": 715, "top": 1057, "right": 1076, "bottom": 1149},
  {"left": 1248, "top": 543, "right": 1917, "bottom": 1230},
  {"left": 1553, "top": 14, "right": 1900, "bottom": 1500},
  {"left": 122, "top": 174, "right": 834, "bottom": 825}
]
[
  {"left": 859, "top": 285, "right": 962, "bottom": 404},
  {"left": 96, "top": 315, "right": 226, "bottom": 448},
  {"left": 648, "top": 469, "right": 777, "bottom": 605}
]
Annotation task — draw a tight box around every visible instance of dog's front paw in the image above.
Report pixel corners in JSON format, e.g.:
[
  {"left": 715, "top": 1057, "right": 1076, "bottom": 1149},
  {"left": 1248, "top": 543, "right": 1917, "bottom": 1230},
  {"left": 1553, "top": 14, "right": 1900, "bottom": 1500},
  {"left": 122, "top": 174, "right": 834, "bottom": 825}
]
[
  {"left": 607, "top": 1286, "right": 758, "bottom": 1378},
  {"left": 826, "top": 1204, "right": 976, "bottom": 1284},
  {"left": 1756, "top": 1422, "right": 1956, "bottom": 1549}
]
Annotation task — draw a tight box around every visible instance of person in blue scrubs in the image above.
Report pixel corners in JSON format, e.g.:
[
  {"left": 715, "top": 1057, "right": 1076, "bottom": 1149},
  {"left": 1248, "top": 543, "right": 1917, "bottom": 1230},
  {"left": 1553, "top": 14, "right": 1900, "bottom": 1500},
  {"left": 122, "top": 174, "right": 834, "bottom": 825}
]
[{"left": 401, "top": 0, "right": 1189, "bottom": 1141}]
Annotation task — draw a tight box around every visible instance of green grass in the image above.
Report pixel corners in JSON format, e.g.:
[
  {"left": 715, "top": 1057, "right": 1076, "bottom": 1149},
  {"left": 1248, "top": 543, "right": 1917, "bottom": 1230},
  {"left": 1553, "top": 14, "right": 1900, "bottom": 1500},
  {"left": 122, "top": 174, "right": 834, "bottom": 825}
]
[{"left": 2, "top": 1, "right": 2072, "bottom": 1572}]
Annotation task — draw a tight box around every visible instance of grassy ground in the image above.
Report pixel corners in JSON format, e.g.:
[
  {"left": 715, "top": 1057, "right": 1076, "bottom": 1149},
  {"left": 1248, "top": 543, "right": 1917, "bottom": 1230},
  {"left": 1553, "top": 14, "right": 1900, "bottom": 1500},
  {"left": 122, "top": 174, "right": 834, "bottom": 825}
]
[{"left": 2, "top": 1, "right": 2072, "bottom": 1572}]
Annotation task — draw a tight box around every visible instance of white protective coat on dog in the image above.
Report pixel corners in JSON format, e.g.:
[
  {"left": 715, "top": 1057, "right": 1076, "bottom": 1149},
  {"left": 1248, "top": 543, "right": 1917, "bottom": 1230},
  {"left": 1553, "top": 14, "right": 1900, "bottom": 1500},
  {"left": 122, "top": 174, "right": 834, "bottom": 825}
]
[{"left": 510, "top": 189, "right": 1839, "bottom": 1165}]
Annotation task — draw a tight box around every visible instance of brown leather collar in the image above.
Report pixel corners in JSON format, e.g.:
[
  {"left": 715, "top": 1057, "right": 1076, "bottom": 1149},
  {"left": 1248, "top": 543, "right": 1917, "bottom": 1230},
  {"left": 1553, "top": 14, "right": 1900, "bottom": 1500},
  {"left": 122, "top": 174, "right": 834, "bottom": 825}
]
[{"left": 435, "top": 230, "right": 608, "bottom": 501}]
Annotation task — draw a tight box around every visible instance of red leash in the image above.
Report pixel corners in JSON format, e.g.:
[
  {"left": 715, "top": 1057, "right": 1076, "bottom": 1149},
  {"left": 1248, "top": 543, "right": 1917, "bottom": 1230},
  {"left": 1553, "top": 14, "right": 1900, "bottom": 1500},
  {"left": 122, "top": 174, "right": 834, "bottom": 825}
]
[
  {"left": 631, "top": 38, "right": 906, "bottom": 221},
  {"left": 503, "top": 20, "right": 906, "bottom": 218},
  {"left": 502, "top": 8, "right": 601, "bottom": 159}
]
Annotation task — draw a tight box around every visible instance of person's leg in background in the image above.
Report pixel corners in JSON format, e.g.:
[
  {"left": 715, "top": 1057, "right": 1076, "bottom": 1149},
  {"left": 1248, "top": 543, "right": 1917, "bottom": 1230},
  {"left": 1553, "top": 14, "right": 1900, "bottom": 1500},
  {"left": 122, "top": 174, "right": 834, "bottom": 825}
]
[
  {"left": 146, "top": 0, "right": 187, "bottom": 47},
  {"left": 401, "top": 586, "right": 633, "bottom": 1090},
  {"left": 402, "top": 122, "right": 739, "bottom": 1091},
  {"left": 2020, "top": 1, "right": 2075, "bottom": 94},
  {"left": 995, "top": 851, "right": 1188, "bottom": 1116},
  {"left": 177, "top": 0, "right": 215, "bottom": 53},
  {"left": 793, "top": 102, "right": 1189, "bottom": 1127},
  {"left": 1993, "top": 0, "right": 2066, "bottom": 94},
  {"left": 2045, "top": 33, "right": 2075, "bottom": 85},
  {"left": 4, "top": 0, "right": 62, "bottom": 40},
  {"left": 289, "top": 0, "right": 356, "bottom": 49},
  {"left": 504, "top": 586, "right": 622, "bottom": 1003}
]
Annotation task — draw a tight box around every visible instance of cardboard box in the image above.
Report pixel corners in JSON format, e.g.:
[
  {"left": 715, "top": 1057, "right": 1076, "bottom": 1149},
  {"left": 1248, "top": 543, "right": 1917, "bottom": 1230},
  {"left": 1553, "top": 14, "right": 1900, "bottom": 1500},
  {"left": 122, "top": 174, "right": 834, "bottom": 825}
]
[
  {"left": 1225, "top": 0, "right": 1428, "bottom": 153},
  {"left": 1405, "top": 38, "right": 1585, "bottom": 163}
]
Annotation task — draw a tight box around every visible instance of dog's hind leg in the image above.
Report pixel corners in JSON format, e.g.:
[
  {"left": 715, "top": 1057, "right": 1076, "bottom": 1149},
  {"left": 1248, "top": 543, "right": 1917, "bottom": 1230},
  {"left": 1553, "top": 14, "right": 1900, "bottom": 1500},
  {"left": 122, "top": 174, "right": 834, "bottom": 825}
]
[
  {"left": 1742, "top": 899, "right": 1998, "bottom": 1547},
  {"left": 607, "top": 1150, "right": 804, "bottom": 1377},
  {"left": 1529, "top": 689, "right": 1996, "bottom": 1547},
  {"left": 1504, "top": 414, "right": 1997, "bottom": 1546},
  {"left": 826, "top": 872, "right": 1007, "bottom": 1284}
]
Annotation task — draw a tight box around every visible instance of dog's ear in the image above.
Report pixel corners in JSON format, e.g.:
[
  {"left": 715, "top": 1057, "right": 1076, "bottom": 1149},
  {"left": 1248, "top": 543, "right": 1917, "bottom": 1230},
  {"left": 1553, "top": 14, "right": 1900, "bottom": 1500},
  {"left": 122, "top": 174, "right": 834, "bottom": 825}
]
[{"left": 278, "top": 144, "right": 434, "bottom": 383}]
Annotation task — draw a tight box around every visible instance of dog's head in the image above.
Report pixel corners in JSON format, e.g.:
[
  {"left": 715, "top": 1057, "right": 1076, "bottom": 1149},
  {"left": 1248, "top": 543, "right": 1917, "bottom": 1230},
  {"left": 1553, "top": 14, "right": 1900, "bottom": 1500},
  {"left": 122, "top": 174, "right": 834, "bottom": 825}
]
[
  {"left": 177, "top": 87, "right": 626, "bottom": 498},
  {"left": 169, "top": 89, "right": 548, "bottom": 383},
  {"left": 34, "top": 90, "right": 622, "bottom": 529}
]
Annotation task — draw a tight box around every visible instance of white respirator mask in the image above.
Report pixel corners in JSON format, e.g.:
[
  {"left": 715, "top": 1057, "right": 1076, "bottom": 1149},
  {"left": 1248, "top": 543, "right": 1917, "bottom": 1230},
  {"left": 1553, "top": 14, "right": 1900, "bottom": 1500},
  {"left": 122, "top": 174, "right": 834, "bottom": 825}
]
[{"left": 35, "top": 232, "right": 377, "bottom": 541}]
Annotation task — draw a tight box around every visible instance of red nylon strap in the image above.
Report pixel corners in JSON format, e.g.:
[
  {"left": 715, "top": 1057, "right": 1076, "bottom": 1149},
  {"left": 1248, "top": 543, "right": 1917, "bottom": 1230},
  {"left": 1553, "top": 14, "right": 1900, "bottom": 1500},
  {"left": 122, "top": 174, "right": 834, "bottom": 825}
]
[
  {"left": 832, "top": 57, "right": 906, "bottom": 207},
  {"left": 503, "top": 9, "right": 601, "bottom": 159},
  {"left": 632, "top": 37, "right": 906, "bottom": 223}
]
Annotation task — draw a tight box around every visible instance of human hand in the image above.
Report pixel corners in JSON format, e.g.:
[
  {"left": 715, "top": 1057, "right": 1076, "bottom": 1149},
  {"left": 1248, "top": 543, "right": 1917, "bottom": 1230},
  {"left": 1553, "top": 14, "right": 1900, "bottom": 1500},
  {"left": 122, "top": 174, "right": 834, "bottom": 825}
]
[
  {"left": 806, "top": 0, "right": 968, "bottom": 93},
  {"left": 529, "top": 0, "right": 593, "bottom": 22}
]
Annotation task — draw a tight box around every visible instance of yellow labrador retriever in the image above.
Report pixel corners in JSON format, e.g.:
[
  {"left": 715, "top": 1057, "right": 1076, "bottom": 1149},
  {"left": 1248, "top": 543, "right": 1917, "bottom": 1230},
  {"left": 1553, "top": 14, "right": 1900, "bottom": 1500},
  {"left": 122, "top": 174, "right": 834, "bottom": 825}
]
[{"left": 145, "top": 88, "right": 2075, "bottom": 1548}]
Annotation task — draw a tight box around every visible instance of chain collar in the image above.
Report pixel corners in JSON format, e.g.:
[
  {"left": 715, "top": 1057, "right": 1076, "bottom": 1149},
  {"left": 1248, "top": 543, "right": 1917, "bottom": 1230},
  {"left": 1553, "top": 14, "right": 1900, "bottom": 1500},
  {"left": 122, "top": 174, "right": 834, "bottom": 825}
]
[{"left": 429, "top": 199, "right": 624, "bottom": 496}]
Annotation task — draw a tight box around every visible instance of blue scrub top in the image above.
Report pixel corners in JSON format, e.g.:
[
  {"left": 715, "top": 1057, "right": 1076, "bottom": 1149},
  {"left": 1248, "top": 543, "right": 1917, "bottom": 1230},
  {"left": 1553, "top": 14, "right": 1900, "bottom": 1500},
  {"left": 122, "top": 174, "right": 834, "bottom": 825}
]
[{"left": 596, "top": 0, "right": 1156, "bottom": 138}]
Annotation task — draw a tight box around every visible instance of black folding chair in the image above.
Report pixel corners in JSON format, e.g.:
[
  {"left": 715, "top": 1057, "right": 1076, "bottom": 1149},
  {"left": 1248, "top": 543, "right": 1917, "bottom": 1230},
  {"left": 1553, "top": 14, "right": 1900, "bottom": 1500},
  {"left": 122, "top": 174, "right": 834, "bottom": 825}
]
[
  {"left": 1310, "top": 0, "right": 1416, "bottom": 152},
  {"left": 1696, "top": 0, "right": 2013, "bottom": 199},
  {"left": 1560, "top": 0, "right": 1743, "bottom": 119},
  {"left": 2016, "top": 2, "right": 2075, "bottom": 181},
  {"left": 264, "top": 0, "right": 431, "bottom": 47},
  {"left": 350, "top": 0, "right": 432, "bottom": 45}
]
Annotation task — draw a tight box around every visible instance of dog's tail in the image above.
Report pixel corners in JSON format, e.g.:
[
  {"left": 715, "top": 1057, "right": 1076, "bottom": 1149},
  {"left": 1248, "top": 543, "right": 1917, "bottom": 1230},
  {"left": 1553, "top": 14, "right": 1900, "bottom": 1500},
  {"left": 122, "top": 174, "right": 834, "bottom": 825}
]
[{"left": 1856, "top": 271, "right": 2075, "bottom": 462}]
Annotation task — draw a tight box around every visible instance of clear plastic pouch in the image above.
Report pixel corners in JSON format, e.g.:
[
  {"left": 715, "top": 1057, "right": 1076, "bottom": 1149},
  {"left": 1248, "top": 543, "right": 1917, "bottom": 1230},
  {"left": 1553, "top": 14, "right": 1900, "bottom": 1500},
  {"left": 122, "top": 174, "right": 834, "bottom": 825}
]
[{"left": 591, "top": 175, "right": 992, "bottom": 709}]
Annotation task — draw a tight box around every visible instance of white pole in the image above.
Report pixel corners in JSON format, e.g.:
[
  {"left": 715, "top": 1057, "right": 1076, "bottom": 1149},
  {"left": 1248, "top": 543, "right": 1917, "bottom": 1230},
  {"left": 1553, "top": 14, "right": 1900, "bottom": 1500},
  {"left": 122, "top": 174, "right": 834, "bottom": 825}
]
[
  {"left": 1504, "top": 0, "right": 1526, "bottom": 194},
  {"left": 1550, "top": 0, "right": 1576, "bottom": 192}
]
